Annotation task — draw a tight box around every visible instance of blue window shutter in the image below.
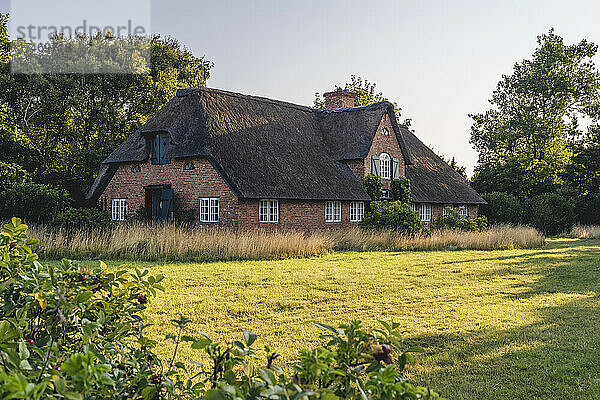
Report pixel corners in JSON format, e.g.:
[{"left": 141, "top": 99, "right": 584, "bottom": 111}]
[
  {"left": 392, "top": 158, "right": 400, "bottom": 179},
  {"left": 371, "top": 156, "right": 380, "bottom": 176},
  {"left": 160, "top": 188, "right": 173, "bottom": 221},
  {"left": 159, "top": 133, "right": 170, "bottom": 164},
  {"left": 151, "top": 136, "right": 158, "bottom": 164}
]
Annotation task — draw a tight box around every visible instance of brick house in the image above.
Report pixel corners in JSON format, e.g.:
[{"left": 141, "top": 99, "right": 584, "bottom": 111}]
[{"left": 86, "top": 87, "right": 486, "bottom": 229}]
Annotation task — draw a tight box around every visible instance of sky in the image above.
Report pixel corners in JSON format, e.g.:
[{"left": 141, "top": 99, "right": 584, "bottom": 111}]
[{"left": 3, "top": 0, "right": 600, "bottom": 175}]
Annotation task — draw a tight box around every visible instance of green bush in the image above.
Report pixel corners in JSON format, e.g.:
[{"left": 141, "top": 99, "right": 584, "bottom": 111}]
[
  {"left": 0, "top": 182, "right": 72, "bottom": 224},
  {"left": 360, "top": 201, "right": 426, "bottom": 234},
  {"left": 363, "top": 174, "right": 382, "bottom": 201},
  {"left": 431, "top": 207, "right": 488, "bottom": 232},
  {"left": 391, "top": 177, "right": 411, "bottom": 203},
  {"left": 575, "top": 193, "right": 600, "bottom": 225},
  {"left": 0, "top": 218, "right": 443, "bottom": 399},
  {"left": 525, "top": 193, "right": 575, "bottom": 235},
  {"left": 50, "top": 207, "right": 113, "bottom": 232},
  {"left": 480, "top": 192, "right": 522, "bottom": 225},
  {"left": 0, "top": 161, "right": 30, "bottom": 191}
]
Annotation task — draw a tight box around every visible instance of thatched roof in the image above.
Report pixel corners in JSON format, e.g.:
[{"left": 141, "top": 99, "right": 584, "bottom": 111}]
[
  {"left": 87, "top": 87, "right": 484, "bottom": 205},
  {"left": 404, "top": 129, "right": 486, "bottom": 204}
]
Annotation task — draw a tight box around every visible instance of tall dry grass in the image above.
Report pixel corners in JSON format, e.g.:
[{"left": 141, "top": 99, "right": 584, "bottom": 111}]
[
  {"left": 28, "top": 223, "right": 333, "bottom": 262},
  {"left": 332, "top": 225, "right": 545, "bottom": 251},
  {"left": 568, "top": 224, "right": 600, "bottom": 239},
  {"left": 27, "top": 223, "right": 545, "bottom": 262}
]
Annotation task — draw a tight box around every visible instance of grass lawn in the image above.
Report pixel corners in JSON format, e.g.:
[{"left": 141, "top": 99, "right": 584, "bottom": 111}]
[{"left": 97, "top": 239, "right": 600, "bottom": 399}]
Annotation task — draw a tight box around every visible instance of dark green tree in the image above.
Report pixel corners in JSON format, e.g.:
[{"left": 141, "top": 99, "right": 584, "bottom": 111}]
[
  {"left": 470, "top": 30, "right": 600, "bottom": 198},
  {"left": 0, "top": 15, "right": 213, "bottom": 204}
]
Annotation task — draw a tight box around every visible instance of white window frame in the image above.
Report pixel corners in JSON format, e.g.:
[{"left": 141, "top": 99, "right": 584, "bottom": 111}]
[
  {"left": 381, "top": 189, "right": 393, "bottom": 200},
  {"left": 350, "top": 201, "right": 364, "bottom": 222},
  {"left": 325, "top": 201, "right": 342, "bottom": 223},
  {"left": 199, "top": 197, "right": 219, "bottom": 223},
  {"left": 259, "top": 199, "right": 279, "bottom": 223},
  {"left": 382, "top": 127, "right": 390, "bottom": 136},
  {"left": 459, "top": 205, "right": 468, "bottom": 217},
  {"left": 111, "top": 198, "right": 128, "bottom": 221},
  {"left": 413, "top": 203, "right": 431, "bottom": 222},
  {"left": 380, "top": 153, "right": 391, "bottom": 180}
]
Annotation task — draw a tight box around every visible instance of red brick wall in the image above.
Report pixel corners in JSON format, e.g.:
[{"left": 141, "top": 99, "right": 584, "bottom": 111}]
[
  {"left": 364, "top": 114, "right": 406, "bottom": 190},
  {"left": 237, "top": 199, "right": 361, "bottom": 231},
  {"left": 344, "top": 159, "right": 364, "bottom": 180},
  {"left": 100, "top": 157, "right": 365, "bottom": 230},
  {"left": 100, "top": 158, "right": 239, "bottom": 225}
]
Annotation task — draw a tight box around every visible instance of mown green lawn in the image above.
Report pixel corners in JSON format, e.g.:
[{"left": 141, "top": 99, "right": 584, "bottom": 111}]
[{"left": 99, "top": 239, "right": 600, "bottom": 399}]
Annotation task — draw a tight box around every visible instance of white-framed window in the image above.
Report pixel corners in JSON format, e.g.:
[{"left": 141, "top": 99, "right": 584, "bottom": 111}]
[
  {"left": 459, "top": 205, "right": 468, "bottom": 217},
  {"left": 382, "top": 127, "right": 390, "bottom": 136},
  {"left": 259, "top": 199, "right": 279, "bottom": 223},
  {"left": 111, "top": 198, "right": 128, "bottom": 221},
  {"left": 325, "top": 201, "right": 342, "bottom": 222},
  {"left": 381, "top": 189, "right": 393, "bottom": 200},
  {"left": 380, "top": 153, "right": 391, "bottom": 179},
  {"left": 350, "top": 202, "right": 364, "bottom": 222},
  {"left": 199, "top": 198, "right": 219, "bottom": 223},
  {"left": 443, "top": 205, "right": 452, "bottom": 216},
  {"left": 412, "top": 203, "right": 431, "bottom": 222}
]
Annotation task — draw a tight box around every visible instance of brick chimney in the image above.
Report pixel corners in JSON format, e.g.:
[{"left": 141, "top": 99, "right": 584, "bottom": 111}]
[{"left": 323, "top": 88, "right": 356, "bottom": 109}]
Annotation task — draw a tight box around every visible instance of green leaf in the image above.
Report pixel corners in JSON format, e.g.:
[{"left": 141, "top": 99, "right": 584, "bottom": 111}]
[
  {"left": 75, "top": 291, "right": 93, "bottom": 303},
  {"left": 64, "top": 392, "right": 83, "bottom": 400},
  {"left": 243, "top": 329, "right": 257, "bottom": 346},
  {"left": 205, "top": 389, "right": 228, "bottom": 400},
  {"left": 314, "top": 322, "right": 339, "bottom": 335},
  {"left": 259, "top": 368, "right": 276, "bottom": 385}
]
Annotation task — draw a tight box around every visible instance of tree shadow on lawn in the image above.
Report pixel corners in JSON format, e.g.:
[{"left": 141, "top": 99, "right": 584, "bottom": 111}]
[{"left": 407, "top": 240, "right": 600, "bottom": 399}]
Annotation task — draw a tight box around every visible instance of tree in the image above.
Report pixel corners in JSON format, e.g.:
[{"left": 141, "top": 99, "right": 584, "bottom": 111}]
[
  {"left": 0, "top": 13, "right": 8, "bottom": 64},
  {"left": 0, "top": 17, "right": 213, "bottom": 205},
  {"left": 470, "top": 30, "right": 600, "bottom": 198}
]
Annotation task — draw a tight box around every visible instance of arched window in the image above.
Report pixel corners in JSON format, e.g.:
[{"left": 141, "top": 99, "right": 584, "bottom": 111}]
[
  {"left": 382, "top": 127, "right": 390, "bottom": 136},
  {"left": 183, "top": 162, "right": 195, "bottom": 171},
  {"left": 379, "top": 153, "right": 391, "bottom": 179},
  {"left": 131, "top": 165, "right": 141, "bottom": 173}
]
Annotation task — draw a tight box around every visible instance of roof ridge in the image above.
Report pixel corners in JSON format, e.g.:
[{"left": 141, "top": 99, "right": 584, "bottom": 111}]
[
  {"left": 177, "top": 87, "right": 393, "bottom": 115},
  {"left": 177, "top": 87, "right": 315, "bottom": 113}
]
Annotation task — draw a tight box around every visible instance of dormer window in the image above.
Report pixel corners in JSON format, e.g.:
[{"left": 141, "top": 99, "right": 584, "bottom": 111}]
[
  {"left": 183, "top": 162, "right": 195, "bottom": 171},
  {"left": 131, "top": 165, "right": 141, "bottom": 173},
  {"left": 382, "top": 127, "right": 390, "bottom": 136},
  {"left": 151, "top": 133, "right": 171, "bottom": 165}
]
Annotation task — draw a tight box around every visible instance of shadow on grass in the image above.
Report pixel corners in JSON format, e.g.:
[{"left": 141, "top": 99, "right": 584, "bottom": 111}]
[{"left": 408, "top": 240, "right": 600, "bottom": 400}]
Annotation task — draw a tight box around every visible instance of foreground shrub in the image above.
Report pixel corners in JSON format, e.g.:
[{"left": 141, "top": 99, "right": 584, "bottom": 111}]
[
  {"left": 50, "top": 207, "right": 114, "bottom": 232},
  {"left": 480, "top": 192, "right": 522, "bottom": 225},
  {"left": 431, "top": 207, "right": 487, "bottom": 232},
  {"left": 363, "top": 174, "right": 382, "bottom": 201},
  {"left": 360, "top": 201, "right": 426, "bottom": 234},
  {"left": 0, "top": 182, "right": 71, "bottom": 223},
  {"left": 575, "top": 193, "right": 600, "bottom": 225},
  {"left": 525, "top": 193, "right": 575, "bottom": 235},
  {"left": 0, "top": 218, "right": 442, "bottom": 399}
]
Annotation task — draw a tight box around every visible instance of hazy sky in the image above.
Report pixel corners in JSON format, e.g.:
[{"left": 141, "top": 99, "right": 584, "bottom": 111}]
[{"left": 3, "top": 0, "right": 600, "bottom": 175}]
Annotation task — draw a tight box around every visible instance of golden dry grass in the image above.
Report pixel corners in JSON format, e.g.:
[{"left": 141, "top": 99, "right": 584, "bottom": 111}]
[
  {"left": 29, "top": 223, "right": 545, "bottom": 262},
  {"left": 568, "top": 224, "right": 600, "bottom": 239}
]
